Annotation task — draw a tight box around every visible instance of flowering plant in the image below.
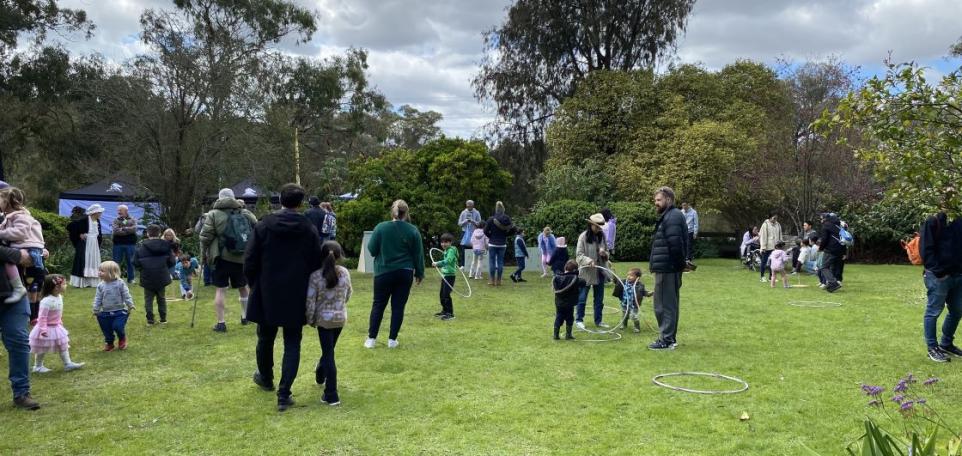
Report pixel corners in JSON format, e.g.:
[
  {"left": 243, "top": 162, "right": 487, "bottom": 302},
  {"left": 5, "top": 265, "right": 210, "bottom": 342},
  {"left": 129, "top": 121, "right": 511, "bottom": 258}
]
[{"left": 847, "top": 374, "right": 961, "bottom": 456}]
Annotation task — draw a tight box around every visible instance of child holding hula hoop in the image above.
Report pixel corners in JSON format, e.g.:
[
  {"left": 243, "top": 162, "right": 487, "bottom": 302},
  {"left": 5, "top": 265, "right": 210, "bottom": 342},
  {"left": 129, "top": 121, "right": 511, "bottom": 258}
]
[{"left": 432, "top": 234, "right": 459, "bottom": 321}]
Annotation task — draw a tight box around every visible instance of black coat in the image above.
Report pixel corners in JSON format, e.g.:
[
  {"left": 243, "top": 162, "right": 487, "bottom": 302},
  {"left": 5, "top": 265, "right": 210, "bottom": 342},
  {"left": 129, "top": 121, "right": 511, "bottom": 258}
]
[
  {"left": 648, "top": 206, "right": 688, "bottom": 273},
  {"left": 818, "top": 220, "right": 846, "bottom": 256},
  {"left": 244, "top": 210, "right": 323, "bottom": 327},
  {"left": 483, "top": 214, "right": 516, "bottom": 246},
  {"left": 549, "top": 247, "right": 569, "bottom": 274},
  {"left": 304, "top": 207, "right": 327, "bottom": 239},
  {"left": 134, "top": 239, "right": 176, "bottom": 290},
  {"left": 920, "top": 212, "right": 962, "bottom": 277},
  {"left": 67, "top": 217, "right": 102, "bottom": 277},
  {"left": 553, "top": 272, "right": 585, "bottom": 308}
]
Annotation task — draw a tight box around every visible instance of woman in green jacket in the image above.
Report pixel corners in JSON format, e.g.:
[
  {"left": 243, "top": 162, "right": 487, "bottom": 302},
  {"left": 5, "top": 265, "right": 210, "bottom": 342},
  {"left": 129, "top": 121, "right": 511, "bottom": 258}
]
[{"left": 364, "top": 200, "right": 424, "bottom": 349}]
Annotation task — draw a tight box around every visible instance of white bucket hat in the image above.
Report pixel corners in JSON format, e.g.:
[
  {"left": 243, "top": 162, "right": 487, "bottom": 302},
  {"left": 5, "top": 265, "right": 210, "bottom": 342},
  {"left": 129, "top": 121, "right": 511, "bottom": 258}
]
[{"left": 86, "top": 204, "right": 105, "bottom": 215}]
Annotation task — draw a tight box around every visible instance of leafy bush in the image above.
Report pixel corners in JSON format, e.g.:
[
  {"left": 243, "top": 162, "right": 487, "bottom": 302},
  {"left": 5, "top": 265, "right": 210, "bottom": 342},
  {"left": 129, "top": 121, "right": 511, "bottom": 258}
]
[
  {"left": 32, "top": 209, "right": 69, "bottom": 247},
  {"left": 336, "top": 199, "right": 388, "bottom": 257},
  {"left": 44, "top": 242, "right": 74, "bottom": 276},
  {"left": 521, "top": 200, "right": 658, "bottom": 261},
  {"left": 841, "top": 196, "right": 928, "bottom": 263},
  {"left": 341, "top": 257, "right": 359, "bottom": 270}
]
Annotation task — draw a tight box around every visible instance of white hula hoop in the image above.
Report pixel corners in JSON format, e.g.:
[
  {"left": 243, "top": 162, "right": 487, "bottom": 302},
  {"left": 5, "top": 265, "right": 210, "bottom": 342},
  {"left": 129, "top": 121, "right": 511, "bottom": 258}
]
[
  {"left": 786, "top": 300, "right": 842, "bottom": 308},
  {"left": 429, "top": 248, "right": 473, "bottom": 298},
  {"left": 573, "top": 331, "right": 623, "bottom": 342},
  {"left": 550, "top": 264, "right": 655, "bottom": 339},
  {"left": 652, "top": 372, "right": 750, "bottom": 395}
]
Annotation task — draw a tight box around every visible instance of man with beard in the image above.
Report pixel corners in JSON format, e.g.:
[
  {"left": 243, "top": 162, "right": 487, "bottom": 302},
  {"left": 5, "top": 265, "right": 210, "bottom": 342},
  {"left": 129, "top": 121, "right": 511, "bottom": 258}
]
[{"left": 647, "top": 187, "right": 689, "bottom": 350}]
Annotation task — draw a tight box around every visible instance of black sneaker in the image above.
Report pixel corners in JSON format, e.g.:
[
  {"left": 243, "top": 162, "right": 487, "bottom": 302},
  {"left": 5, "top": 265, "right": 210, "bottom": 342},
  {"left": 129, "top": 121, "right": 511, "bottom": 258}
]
[
  {"left": 553, "top": 334, "right": 560, "bottom": 340},
  {"left": 929, "top": 347, "right": 950, "bottom": 363},
  {"left": 241, "top": 318, "right": 249, "bottom": 326},
  {"left": 433, "top": 312, "right": 445, "bottom": 318},
  {"left": 648, "top": 340, "right": 677, "bottom": 351},
  {"left": 825, "top": 283, "right": 841, "bottom": 293},
  {"left": 146, "top": 318, "right": 155, "bottom": 325},
  {"left": 938, "top": 344, "right": 962, "bottom": 357},
  {"left": 509, "top": 275, "right": 518, "bottom": 283},
  {"left": 321, "top": 393, "right": 340, "bottom": 406},
  {"left": 13, "top": 394, "right": 40, "bottom": 410},
  {"left": 518, "top": 278, "right": 527, "bottom": 282},
  {"left": 440, "top": 314, "right": 455, "bottom": 321},
  {"left": 253, "top": 371, "right": 275, "bottom": 391},
  {"left": 277, "top": 395, "right": 295, "bottom": 412},
  {"left": 565, "top": 334, "right": 575, "bottom": 340},
  {"left": 159, "top": 319, "right": 167, "bottom": 324},
  {"left": 212, "top": 322, "right": 227, "bottom": 333}
]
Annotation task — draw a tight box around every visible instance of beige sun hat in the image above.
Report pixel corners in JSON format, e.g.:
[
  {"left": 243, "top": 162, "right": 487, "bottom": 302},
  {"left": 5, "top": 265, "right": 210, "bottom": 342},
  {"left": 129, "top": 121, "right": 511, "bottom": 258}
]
[{"left": 587, "top": 213, "right": 605, "bottom": 226}]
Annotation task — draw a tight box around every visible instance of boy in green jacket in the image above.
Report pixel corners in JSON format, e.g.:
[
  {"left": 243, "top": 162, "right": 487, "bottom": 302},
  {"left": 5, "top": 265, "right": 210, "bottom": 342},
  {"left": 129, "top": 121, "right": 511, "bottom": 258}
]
[{"left": 432, "top": 233, "right": 459, "bottom": 321}]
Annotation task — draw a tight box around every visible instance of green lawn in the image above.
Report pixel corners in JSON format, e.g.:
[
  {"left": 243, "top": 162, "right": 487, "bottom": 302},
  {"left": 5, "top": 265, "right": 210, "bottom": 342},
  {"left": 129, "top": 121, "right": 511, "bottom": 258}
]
[{"left": 1, "top": 259, "right": 959, "bottom": 455}]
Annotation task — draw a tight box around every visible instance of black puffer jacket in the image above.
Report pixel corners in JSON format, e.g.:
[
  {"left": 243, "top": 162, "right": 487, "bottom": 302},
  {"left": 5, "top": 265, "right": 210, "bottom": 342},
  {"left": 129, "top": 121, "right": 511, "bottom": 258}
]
[
  {"left": 483, "top": 213, "right": 516, "bottom": 246},
  {"left": 648, "top": 206, "right": 688, "bottom": 273},
  {"left": 818, "top": 217, "right": 845, "bottom": 256},
  {"left": 920, "top": 212, "right": 962, "bottom": 277},
  {"left": 553, "top": 272, "right": 585, "bottom": 308},
  {"left": 134, "top": 239, "right": 176, "bottom": 289}
]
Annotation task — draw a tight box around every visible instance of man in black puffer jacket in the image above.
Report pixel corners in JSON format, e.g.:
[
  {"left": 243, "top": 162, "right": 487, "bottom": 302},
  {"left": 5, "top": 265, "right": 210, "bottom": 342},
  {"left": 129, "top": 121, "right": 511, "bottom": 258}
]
[
  {"left": 817, "top": 213, "right": 845, "bottom": 293},
  {"left": 648, "top": 187, "right": 689, "bottom": 351},
  {"left": 133, "top": 225, "right": 176, "bottom": 324}
]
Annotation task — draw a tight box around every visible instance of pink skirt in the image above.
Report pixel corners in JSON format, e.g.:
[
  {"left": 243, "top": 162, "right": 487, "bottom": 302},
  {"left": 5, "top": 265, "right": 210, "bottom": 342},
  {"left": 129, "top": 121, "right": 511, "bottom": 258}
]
[{"left": 29, "top": 325, "right": 70, "bottom": 353}]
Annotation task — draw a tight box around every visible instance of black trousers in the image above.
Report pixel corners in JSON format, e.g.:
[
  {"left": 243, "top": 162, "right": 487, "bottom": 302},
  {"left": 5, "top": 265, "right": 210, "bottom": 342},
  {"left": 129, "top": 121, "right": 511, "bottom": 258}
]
[
  {"left": 820, "top": 252, "right": 843, "bottom": 288},
  {"left": 144, "top": 286, "right": 167, "bottom": 320},
  {"left": 456, "top": 245, "right": 466, "bottom": 268},
  {"left": 316, "top": 327, "right": 342, "bottom": 399},
  {"left": 653, "top": 272, "right": 682, "bottom": 344},
  {"left": 687, "top": 232, "right": 695, "bottom": 261},
  {"left": 368, "top": 269, "right": 414, "bottom": 340},
  {"left": 256, "top": 324, "right": 303, "bottom": 398},
  {"left": 440, "top": 275, "right": 455, "bottom": 315},
  {"left": 554, "top": 304, "right": 574, "bottom": 333}
]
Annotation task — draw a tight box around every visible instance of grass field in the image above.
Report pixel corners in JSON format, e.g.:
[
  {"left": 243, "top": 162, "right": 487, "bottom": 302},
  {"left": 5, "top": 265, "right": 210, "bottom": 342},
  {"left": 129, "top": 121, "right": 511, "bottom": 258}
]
[{"left": 1, "top": 259, "right": 960, "bottom": 455}]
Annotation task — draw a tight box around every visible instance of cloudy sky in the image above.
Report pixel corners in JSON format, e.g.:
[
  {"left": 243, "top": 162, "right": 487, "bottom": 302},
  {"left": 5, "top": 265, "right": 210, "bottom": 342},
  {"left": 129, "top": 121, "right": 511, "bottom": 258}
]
[{"left": 51, "top": 0, "right": 962, "bottom": 138}]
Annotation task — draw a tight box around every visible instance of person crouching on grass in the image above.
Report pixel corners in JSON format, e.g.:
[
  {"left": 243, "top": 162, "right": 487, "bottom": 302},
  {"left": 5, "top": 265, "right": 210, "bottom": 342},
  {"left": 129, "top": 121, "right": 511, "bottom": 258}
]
[
  {"left": 552, "top": 260, "right": 585, "bottom": 340},
  {"left": 432, "top": 233, "right": 459, "bottom": 321},
  {"left": 612, "top": 268, "right": 653, "bottom": 334}
]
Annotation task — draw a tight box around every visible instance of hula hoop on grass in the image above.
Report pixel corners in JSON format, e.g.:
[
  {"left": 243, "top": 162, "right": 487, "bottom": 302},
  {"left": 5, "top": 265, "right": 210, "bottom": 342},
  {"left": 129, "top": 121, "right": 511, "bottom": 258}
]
[
  {"left": 429, "top": 248, "right": 473, "bottom": 298},
  {"left": 786, "top": 300, "right": 842, "bottom": 308},
  {"left": 652, "top": 372, "right": 750, "bottom": 395}
]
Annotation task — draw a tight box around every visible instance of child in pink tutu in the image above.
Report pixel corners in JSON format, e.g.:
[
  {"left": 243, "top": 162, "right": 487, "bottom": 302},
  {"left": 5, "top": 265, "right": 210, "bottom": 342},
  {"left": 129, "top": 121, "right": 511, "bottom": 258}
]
[{"left": 29, "top": 275, "right": 85, "bottom": 373}]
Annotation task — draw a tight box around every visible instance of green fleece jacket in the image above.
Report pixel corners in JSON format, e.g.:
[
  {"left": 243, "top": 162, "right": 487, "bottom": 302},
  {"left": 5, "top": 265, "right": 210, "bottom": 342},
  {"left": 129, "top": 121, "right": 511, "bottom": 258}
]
[
  {"left": 367, "top": 220, "right": 425, "bottom": 278},
  {"left": 435, "top": 246, "right": 458, "bottom": 276},
  {"left": 199, "top": 197, "right": 258, "bottom": 265}
]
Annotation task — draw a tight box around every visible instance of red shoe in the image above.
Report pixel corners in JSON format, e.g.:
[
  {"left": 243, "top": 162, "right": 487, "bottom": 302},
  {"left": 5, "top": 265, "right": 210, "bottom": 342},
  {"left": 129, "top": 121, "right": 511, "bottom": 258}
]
[
  {"left": 118, "top": 338, "right": 128, "bottom": 350},
  {"left": 103, "top": 343, "right": 115, "bottom": 352}
]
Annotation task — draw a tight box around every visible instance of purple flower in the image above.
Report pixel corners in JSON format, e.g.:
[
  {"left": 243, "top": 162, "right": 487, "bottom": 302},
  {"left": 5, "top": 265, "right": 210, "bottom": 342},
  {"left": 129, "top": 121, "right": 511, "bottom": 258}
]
[
  {"left": 894, "top": 381, "right": 909, "bottom": 393},
  {"left": 861, "top": 384, "right": 885, "bottom": 397},
  {"left": 923, "top": 377, "right": 940, "bottom": 386},
  {"left": 892, "top": 395, "right": 905, "bottom": 404},
  {"left": 900, "top": 401, "right": 915, "bottom": 411}
]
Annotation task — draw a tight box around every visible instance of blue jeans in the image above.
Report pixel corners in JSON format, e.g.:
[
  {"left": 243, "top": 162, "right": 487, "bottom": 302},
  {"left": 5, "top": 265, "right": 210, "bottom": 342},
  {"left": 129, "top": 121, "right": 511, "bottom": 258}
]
[
  {"left": 0, "top": 296, "right": 30, "bottom": 399},
  {"left": 97, "top": 310, "right": 129, "bottom": 344},
  {"left": 923, "top": 271, "right": 962, "bottom": 348},
  {"left": 577, "top": 282, "right": 605, "bottom": 325},
  {"left": 488, "top": 246, "right": 506, "bottom": 280},
  {"left": 513, "top": 256, "right": 526, "bottom": 278},
  {"left": 113, "top": 244, "right": 136, "bottom": 282}
]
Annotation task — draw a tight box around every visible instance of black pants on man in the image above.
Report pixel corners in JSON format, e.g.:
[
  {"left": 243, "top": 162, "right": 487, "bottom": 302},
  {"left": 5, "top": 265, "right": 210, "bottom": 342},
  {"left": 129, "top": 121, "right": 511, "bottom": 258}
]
[
  {"left": 687, "top": 232, "right": 696, "bottom": 262},
  {"left": 820, "top": 252, "right": 843, "bottom": 289},
  {"left": 653, "top": 272, "right": 683, "bottom": 344},
  {"left": 256, "top": 324, "right": 303, "bottom": 399},
  {"left": 440, "top": 275, "right": 455, "bottom": 316},
  {"left": 760, "top": 249, "right": 773, "bottom": 279}
]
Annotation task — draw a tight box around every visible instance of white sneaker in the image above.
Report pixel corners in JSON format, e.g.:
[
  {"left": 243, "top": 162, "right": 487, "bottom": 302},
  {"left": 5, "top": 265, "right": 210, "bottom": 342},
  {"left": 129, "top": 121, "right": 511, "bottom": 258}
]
[
  {"left": 575, "top": 321, "right": 586, "bottom": 330},
  {"left": 363, "top": 338, "right": 376, "bottom": 349},
  {"left": 32, "top": 366, "right": 51, "bottom": 373},
  {"left": 837, "top": 281, "right": 843, "bottom": 286},
  {"left": 64, "top": 362, "right": 85, "bottom": 371},
  {"left": 387, "top": 339, "right": 399, "bottom": 349},
  {"left": 819, "top": 284, "right": 826, "bottom": 288},
  {"left": 597, "top": 322, "right": 610, "bottom": 329},
  {"left": 760, "top": 278, "right": 767, "bottom": 282}
]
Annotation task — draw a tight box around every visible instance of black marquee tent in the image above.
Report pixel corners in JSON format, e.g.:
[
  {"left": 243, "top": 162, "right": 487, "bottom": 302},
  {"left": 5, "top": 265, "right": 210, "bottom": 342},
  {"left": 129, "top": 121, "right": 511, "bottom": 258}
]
[{"left": 58, "top": 177, "right": 161, "bottom": 234}]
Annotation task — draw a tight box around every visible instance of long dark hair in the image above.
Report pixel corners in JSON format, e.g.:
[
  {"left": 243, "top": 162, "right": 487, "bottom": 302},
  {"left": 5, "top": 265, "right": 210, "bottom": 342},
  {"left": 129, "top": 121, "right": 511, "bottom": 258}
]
[
  {"left": 41, "top": 274, "right": 66, "bottom": 298},
  {"left": 584, "top": 223, "right": 604, "bottom": 245},
  {"left": 320, "top": 241, "right": 344, "bottom": 289}
]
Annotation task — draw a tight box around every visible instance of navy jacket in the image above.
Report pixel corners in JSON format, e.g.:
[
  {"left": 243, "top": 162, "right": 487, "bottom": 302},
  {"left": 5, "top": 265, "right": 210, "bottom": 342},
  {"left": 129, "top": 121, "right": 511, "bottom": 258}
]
[
  {"left": 549, "top": 247, "right": 569, "bottom": 274},
  {"left": 648, "top": 206, "right": 689, "bottom": 273},
  {"left": 553, "top": 272, "right": 585, "bottom": 308},
  {"left": 483, "top": 214, "right": 516, "bottom": 246},
  {"left": 920, "top": 212, "right": 962, "bottom": 277},
  {"left": 134, "top": 239, "right": 176, "bottom": 290}
]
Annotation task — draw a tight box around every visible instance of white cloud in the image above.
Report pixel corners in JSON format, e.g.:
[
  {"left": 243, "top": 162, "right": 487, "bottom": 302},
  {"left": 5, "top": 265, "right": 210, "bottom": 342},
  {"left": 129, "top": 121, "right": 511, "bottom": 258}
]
[{"left": 42, "top": 0, "right": 962, "bottom": 139}]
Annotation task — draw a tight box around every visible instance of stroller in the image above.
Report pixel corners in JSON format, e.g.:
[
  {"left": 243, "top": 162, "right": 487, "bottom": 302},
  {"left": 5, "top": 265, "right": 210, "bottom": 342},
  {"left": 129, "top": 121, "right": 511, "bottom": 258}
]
[{"left": 743, "top": 242, "right": 761, "bottom": 271}]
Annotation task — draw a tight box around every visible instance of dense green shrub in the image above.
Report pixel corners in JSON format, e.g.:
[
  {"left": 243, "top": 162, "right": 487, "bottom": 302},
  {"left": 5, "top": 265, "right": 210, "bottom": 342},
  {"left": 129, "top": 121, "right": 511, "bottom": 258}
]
[
  {"left": 520, "top": 199, "right": 658, "bottom": 261},
  {"left": 336, "top": 199, "right": 388, "bottom": 257},
  {"left": 32, "top": 209, "right": 69, "bottom": 247},
  {"left": 841, "top": 196, "right": 928, "bottom": 263}
]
